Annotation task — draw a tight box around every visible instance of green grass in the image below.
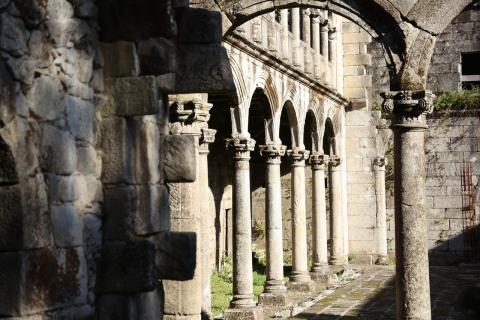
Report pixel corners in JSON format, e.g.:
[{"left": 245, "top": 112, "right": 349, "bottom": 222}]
[{"left": 211, "top": 254, "right": 267, "bottom": 317}]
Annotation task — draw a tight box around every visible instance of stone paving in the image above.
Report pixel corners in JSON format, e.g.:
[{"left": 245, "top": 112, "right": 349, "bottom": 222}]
[{"left": 291, "top": 265, "right": 480, "bottom": 320}]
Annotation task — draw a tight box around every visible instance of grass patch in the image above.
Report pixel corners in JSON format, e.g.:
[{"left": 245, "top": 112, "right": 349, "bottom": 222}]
[{"left": 211, "top": 254, "right": 268, "bottom": 317}]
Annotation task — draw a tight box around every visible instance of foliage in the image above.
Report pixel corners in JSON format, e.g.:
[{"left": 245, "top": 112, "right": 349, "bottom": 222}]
[
  {"left": 252, "top": 221, "right": 266, "bottom": 240},
  {"left": 434, "top": 87, "right": 480, "bottom": 111}
]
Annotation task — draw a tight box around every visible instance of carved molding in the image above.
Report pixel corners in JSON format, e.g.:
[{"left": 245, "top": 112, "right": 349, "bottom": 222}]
[
  {"left": 226, "top": 137, "right": 255, "bottom": 161},
  {"left": 259, "top": 144, "right": 286, "bottom": 165}
]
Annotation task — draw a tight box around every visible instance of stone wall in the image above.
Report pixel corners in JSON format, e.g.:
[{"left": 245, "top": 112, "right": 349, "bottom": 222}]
[{"left": 385, "top": 111, "right": 480, "bottom": 265}]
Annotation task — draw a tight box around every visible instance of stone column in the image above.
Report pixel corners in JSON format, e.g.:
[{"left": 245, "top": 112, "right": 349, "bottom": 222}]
[
  {"left": 382, "top": 90, "right": 434, "bottom": 320},
  {"left": 281, "top": 9, "right": 289, "bottom": 62},
  {"left": 166, "top": 95, "right": 214, "bottom": 320},
  {"left": 287, "top": 149, "right": 314, "bottom": 291},
  {"left": 310, "top": 153, "right": 329, "bottom": 277},
  {"left": 291, "top": 8, "right": 300, "bottom": 39},
  {"left": 199, "top": 129, "right": 217, "bottom": 318},
  {"left": 224, "top": 137, "right": 262, "bottom": 320},
  {"left": 311, "top": 11, "right": 322, "bottom": 80},
  {"left": 320, "top": 20, "right": 329, "bottom": 59},
  {"left": 328, "top": 26, "right": 337, "bottom": 88},
  {"left": 328, "top": 155, "right": 345, "bottom": 265},
  {"left": 302, "top": 9, "right": 311, "bottom": 47},
  {"left": 374, "top": 157, "right": 388, "bottom": 265},
  {"left": 259, "top": 144, "right": 287, "bottom": 305}
]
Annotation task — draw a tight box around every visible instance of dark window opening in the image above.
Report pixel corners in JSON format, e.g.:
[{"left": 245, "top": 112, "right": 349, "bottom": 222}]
[{"left": 461, "top": 52, "right": 480, "bottom": 89}]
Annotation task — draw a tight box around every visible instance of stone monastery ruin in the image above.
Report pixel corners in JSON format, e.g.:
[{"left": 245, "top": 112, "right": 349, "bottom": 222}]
[{"left": 0, "top": 0, "right": 479, "bottom": 320}]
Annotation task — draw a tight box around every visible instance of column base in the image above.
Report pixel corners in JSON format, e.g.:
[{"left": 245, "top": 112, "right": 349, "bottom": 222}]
[
  {"left": 223, "top": 306, "right": 263, "bottom": 320},
  {"left": 259, "top": 292, "right": 287, "bottom": 306},
  {"left": 164, "top": 316, "right": 201, "bottom": 320},
  {"left": 229, "top": 294, "right": 256, "bottom": 309},
  {"left": 287, "top": 279, "right": 315, "bottom": 293},
  {"left": 288, "top": 270, "right": 311, "bottom": 284},
  {"left": 375, "top": 255, "right": 389, "bottom": 265},
  {"left": 329, "top": 256, "right": 347, "bottom": 266}
]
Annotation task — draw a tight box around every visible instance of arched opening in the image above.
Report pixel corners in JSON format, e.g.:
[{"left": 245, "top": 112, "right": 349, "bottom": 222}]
[{"left": 323, "top": 118, "right": 336, "bottom": 157}]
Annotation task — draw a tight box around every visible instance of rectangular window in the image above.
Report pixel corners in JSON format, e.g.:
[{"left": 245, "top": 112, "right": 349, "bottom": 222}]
[{"left": 461, "top": 52, "right": 480, "bottom": 89}]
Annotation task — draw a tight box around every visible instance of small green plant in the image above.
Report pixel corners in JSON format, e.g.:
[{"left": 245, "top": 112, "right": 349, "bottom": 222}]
[
  {"left": 252, "top": 221, "right": 266, "bottom": 240},
  {"left": 434, "top": 86, "right": 480, "bottom": 112}
]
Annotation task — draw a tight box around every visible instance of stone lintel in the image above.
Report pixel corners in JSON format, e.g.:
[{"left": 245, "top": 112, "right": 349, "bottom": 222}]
[{"left": 224, "top": 305, "right": 263, "bottom": 320}]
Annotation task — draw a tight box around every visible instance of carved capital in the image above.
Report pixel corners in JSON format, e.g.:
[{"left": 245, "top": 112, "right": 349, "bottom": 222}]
[
  {"left": 259, "top": 144, "right": 286, "bottom": 165},
  {"left": 328, "top": 155, "right": 341, "bottom": 167},
  {"left": 381, "top": 90, "right": 435, "bottom": 130},
  {"left": 287, "top": 148, "right": 310, "bottom": 167},
  {"left": 226, "top": 137, "right": 255, "bottom": 161},
  {"left": 373, "top": 157, "right": 387, "bottom": 167},
  {"left": 199, "top": 128, "right": 217, "bottom": 154},
  {"left": 169, "top": 97, "right": 213, "bottom": 135},
  {"left": 328, "top": 26, "right": 337, "bottom": 40},
  {"left": 310, "top": 153, "right": 329, "bottom": 170}
]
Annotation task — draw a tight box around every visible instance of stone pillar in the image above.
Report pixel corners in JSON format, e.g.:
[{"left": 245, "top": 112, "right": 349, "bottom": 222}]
[
  {"left": 328, "top": 155, "right": 345, "bottom": 265},
  {"left": 320, "top": 20, "right": 329, "bottom": 59},
  {"left": 310, "top": 153, "right": 329, "bottom": 276},
  {"left": 302, "top": 9, "right": 311, "bottom": 47},
  {"left": 224, "top": 137, "right": 263, "bottom": 320},
  {"left": 382, "top": 90, "right": 434, "bottom": 320},
  {"left": 281, "top": 10, "right": 289, "bottom": 62},
  {"left": 311, "top": 11, "right": 322, "bottom": 80},
  {"left": 328, "top": 26, "right": 337, "bottom": 88},
  {"left": 287, "top": 149, "right": 313, "bottom": 291},
  {"left": 259, "top": 144, "right": 287, "bottom": 305},
  {"left": 292, "top": 8, "right": 302, "bottom": 67},
  {"left": 199, "top": 129, "right": 217, "bottom": 318},
  {"left": 374, "top": 157, "right": 388, "bottom": 265},
  {"left": 166, "top": 95, "right": 214, "bottom": 320}
]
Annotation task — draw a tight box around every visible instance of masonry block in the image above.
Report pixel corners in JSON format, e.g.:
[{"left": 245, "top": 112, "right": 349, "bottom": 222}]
[
  {"left": 131, "top": 116, "right": 162, "bottom": 184},
  {"left": 103, "top": 185, "right": 167, "bottom": 240},
  {"left": 138, "top": 37, "right": 176, "bottom": 75},
  {"left": 51, "top": 204, "right": 83, "bottom": 247},
  {"left": 101, "top": 117, "right": 131, "bottom": 184},
  {"left": 0, "top": 248, "right": 87, "bottom": 316},
  {"left": 101, "top": 41, "right": 140, "bottom": 78},
  {"left": 0, "top": 185, "right": 23, "bottom": 251},
  {"left": 156, "top": 231, "right": 196, "bottom": 280},
  {"left": 163, "top": 135, "right": 196, "bottom": 183},
  {"left": 97, "top": 289, "right": 163, "bottom": 320},
  {"left": 343, "top": 54, "right": 372, "bottom": 66},
  {"left": 0, "top": 138, "right": 17, "bottom": 184},
  {"left": 177, "top": 8, "right": 222, "bottom": 44},
  {"left": 342, "top": 32, "right": 371, "bottom": 44},
  {"left": 97, "top": 240, "right": 157, "bottom": 293},
  {"left": 113, "top": 76, "right": 159, "bottom": 116}
]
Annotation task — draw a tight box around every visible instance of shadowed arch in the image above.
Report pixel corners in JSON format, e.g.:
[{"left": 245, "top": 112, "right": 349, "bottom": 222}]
[
  {"left": 304, "top": 109, "right": 320, "bottom": 154},
  {"left": 323, "top": 117, "right": 336, "bottom": 156},
  {"left": 279, "top": 100, "right": 299, "bottom": 149}
]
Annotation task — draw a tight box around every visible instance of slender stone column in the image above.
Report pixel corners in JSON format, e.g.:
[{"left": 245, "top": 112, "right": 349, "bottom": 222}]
[
  {"left": 224, "top": 137, "right": 263, "bottom": 320},
  {"left": 291, "top": 8, "right": 302, "bottom": 67},
  {"left": 302, "top": 9, "right": 312, "bottom": 75},
  {"left": 382, "top": 90, "right": 434, "bottom": 320},
  {"left": 281, "top": 10, "right": 289, "bottom": 61},
  {"left": 199, "top": 128, "right": 217, "bottom": 318},
  {"left": 374, "top": 157, "right": 388, "bottom": 265},
  {"left": 328, "top": 26, "right": 337, "bottom": 88},
  {"left": 311, "top": 11, "right": 322, "bottom": 79},
  {"left": 287, "top": 148, "right": 313, "bottom": 289},
  {"left": 320, "top": 20, "right": 329, "bottom": 58},
  {"left": 328, "top": 155, "right": 345, "bottom": 265},
  {"left": 310, "top": 153, "right": 329, "bottom": 275},
  {"left": 259, "top": 144, "right": 287, "bottom": 305}
]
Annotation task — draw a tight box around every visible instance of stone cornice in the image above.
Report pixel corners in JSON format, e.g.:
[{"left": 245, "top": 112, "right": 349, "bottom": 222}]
[{"left": 225, "top": 34, "right": 349, "bottom": 108}]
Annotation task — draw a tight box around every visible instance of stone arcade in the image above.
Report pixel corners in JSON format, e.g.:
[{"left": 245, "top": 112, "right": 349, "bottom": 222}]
[{"left": 0, "top": 1, "right": 478, "bottom": 320}]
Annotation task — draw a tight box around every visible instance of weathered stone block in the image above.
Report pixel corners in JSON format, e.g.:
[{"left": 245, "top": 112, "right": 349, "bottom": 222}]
[
  {"left": 343, "top": 54, "right": 372, "bottom": 66},
  {"left": 342, "top": 32, "right": 371, "bottom": 44},
  {"left": 113, "top": 77, "right": 159, "bottom": 116},
  {"left": 30, "top": 75, "right": 64, "bottom": 121},
  {"left": 65, "top": 95, "right": 95, "bottom": 143},
  {"left": 98, "top": 240, "right": 157, "bottom": 293},
  {"left": 156, "top": 231, "right": 196, "bottom": 280},
  {"left": 223, "top": 306, "right": 264, "bottom": 320},
  {"left": 0, "top": 138, "right": 17, "bottom": 184},
  {"left": 131, "top": 116, "right": 162, "bottom": 184},
  {"left": 101, "top": 117, "right": 131, "bottom": 184},
  {"left": 177, "top": 8, "right": 222, "bottom": 44},
  {"left": 40, "top": 125, "right": 77, "bottom": 175},
  {"left": 51, "top": 204, "right": 83, "bottom": 247},
  {"left": 104, "top": 184, "right": 167, "bottom": 240},
  {"left": 0, "top": 185, "right": 23, "bottom": 251},
  {"left": 163, "top": 135, "right": 196, "bottom": 183},
  {"left": 0, "top": 248, "right": 87, "bottom": 316},
  {"left": 101, "top": 41, "right": 140, "bottom": 78},
  {"left": 97, "top": 289, "right": 163, "bottom": 320},
  {"left": 138, "top": 38, "right": 176, "bottom": 75},
  {"left": 77, "top": 145, "right": 99, "bottom": 176}
]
